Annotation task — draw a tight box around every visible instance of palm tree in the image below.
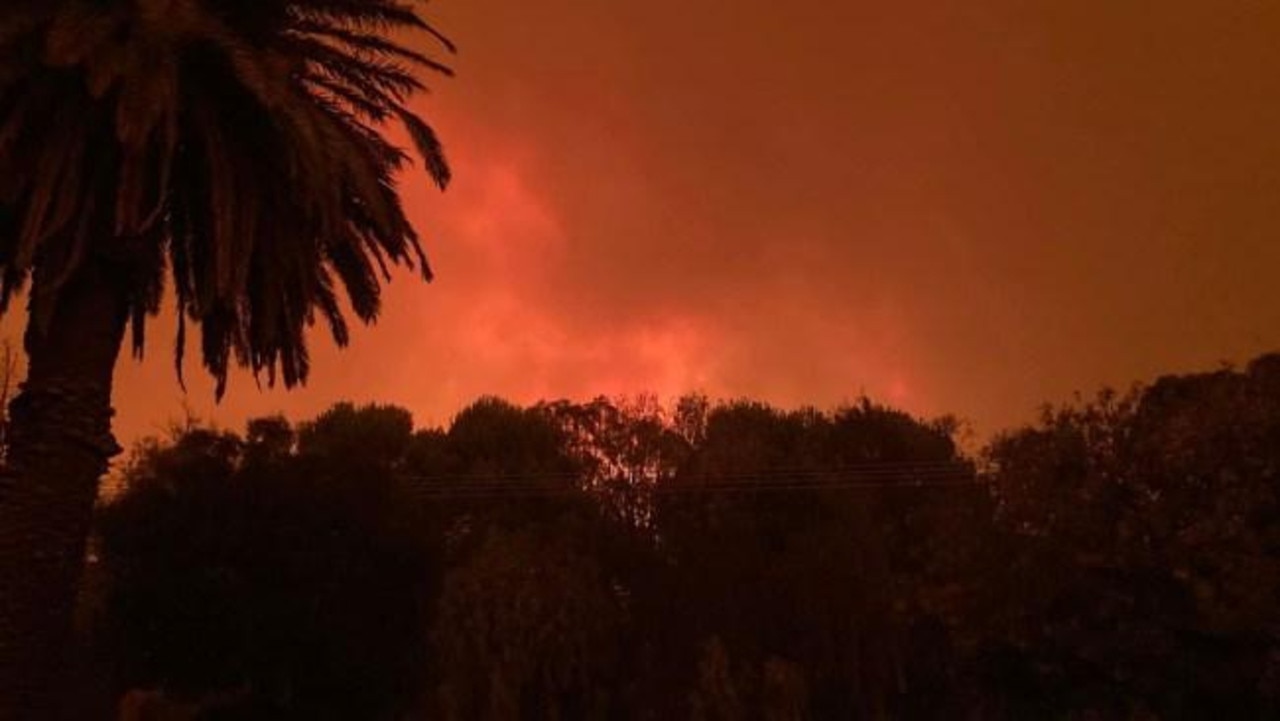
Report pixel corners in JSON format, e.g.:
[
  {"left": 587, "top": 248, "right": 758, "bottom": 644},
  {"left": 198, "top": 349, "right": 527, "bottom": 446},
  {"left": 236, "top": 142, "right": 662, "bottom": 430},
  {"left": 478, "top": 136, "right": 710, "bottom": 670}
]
[{"left": 0, "top": 0, "right": 452, "bottom": 713}]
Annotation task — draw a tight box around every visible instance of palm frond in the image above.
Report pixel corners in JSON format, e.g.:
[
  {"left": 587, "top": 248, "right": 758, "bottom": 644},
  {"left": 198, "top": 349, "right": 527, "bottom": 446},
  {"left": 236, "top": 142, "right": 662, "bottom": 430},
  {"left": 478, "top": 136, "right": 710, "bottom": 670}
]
[
  {"left": 290, "top": 19, "right": 454, "bottom": 74},
  {"left": 0, "top": 0, "right": 454, "bottom": 394},
  {"left": 399, "top": 107, "right": 451, "bottom": 190}
]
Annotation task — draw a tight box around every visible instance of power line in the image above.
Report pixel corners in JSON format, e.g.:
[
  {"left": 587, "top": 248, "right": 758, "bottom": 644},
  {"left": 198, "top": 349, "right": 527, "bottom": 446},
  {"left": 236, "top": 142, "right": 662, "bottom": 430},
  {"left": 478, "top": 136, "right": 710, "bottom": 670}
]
[
  {"left": 407, "top": 473, "right": 982, "bottom": 495},
  {"left": 400, "top": 460, "right": 975, "bottom": 484},
  {"left": 401, "top": 463, "right": 988, "bottom": 500}
]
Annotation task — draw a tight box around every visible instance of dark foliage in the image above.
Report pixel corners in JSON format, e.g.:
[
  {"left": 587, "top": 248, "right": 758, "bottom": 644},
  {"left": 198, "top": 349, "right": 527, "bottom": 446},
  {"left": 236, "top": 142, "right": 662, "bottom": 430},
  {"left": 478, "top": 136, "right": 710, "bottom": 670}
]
[
  {"left": 96, "top": 417, "right": 436, "bottom": 720},
  {"left": 0, "top": 0, "right": 453, "bottom": 391},
  {"left": 91, "top": 355, "right": 1280, "bottom": 719}
]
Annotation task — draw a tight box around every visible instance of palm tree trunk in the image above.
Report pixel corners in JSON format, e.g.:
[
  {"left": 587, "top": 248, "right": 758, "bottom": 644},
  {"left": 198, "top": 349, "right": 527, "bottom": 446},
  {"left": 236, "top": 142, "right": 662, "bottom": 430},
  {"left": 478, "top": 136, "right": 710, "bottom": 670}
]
[{"left": 0, "top": 259, "right": 131, "bottom": 719}]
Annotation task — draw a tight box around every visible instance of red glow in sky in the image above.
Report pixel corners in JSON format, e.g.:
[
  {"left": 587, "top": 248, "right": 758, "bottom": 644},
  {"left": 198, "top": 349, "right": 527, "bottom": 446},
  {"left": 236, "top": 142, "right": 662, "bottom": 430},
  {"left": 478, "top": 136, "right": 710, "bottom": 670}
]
[{"left": 22, "top": 0, "right": 1277, "bottom": 446}]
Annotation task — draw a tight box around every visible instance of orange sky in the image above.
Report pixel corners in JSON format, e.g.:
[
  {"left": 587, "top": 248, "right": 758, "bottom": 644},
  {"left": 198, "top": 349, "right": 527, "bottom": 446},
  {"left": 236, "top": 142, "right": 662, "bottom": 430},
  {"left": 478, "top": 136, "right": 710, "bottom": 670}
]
[{"left": 19, "top": 0, "right": 1280, "bottom": 446}]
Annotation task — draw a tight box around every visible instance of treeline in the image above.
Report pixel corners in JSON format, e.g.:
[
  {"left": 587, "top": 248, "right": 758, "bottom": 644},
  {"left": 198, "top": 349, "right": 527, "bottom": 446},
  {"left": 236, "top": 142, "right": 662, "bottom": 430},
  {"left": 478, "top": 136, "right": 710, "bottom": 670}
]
[{"left": 86, "top": 356, "right": 1280, "bottom": 719}]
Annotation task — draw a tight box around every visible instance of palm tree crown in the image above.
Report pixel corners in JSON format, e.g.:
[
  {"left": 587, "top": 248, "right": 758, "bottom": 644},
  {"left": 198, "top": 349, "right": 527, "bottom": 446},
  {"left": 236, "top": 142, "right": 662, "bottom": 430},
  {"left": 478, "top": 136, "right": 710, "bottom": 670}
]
[{"left": 0, "top": 0, "right": 453, "bottom": 395}]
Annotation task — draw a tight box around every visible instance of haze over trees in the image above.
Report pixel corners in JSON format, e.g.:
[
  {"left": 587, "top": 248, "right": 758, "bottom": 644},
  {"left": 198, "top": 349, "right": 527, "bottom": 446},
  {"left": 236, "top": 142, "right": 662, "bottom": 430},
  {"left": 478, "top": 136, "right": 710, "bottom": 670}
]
[
  {"left": 87, "top": 355, "right": 1280, "bottom": 719},
  {"left": 0, "top": 2, "right": 452, "bottom": 714}
]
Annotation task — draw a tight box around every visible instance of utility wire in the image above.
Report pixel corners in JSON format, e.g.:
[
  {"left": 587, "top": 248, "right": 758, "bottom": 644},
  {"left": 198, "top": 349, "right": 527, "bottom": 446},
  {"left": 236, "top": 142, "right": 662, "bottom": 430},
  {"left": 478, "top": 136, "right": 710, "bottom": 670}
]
[
  {"left": 406, "top": 473, "right": 983, "bottom": 494},
  {"left": 400, "top": 462, "right": 989, "bottom": 501},
  {"left": 401, "top": 460, "right": 975, "bottom": 484}
]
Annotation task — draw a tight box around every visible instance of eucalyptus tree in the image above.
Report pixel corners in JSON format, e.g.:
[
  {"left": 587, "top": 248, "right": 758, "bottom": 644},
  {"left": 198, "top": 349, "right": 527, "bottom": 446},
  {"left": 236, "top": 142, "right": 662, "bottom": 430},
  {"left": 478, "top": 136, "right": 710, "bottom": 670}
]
[{"left": 0, "top": 0, "right": 452, "bottom": 712}]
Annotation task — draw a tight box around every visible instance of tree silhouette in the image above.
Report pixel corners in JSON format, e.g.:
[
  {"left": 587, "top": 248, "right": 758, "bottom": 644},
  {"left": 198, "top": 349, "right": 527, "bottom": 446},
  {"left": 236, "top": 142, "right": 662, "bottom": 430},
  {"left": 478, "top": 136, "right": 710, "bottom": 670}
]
[
  {"left": 0, "top": 1, "right": 452, "bottom": 713},
  {"left": 430, "top": 527, "right": 625, "bottom": 720},
  {"left": 78, "top": 358, "right": 1280, "bottom": 719},
  {"left": 96, "top": 410, "right": 436, "bottom": 720},
  {"left": 980, "top": 355, "right": 1280, "bottom": 718}
]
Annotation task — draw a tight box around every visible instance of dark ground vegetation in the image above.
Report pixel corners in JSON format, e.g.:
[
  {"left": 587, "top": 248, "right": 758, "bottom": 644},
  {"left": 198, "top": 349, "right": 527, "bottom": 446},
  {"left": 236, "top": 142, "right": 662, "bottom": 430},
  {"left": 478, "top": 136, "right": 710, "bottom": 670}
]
[{"left": 81, "top": 355, "right": 1280, "bottom": 719}]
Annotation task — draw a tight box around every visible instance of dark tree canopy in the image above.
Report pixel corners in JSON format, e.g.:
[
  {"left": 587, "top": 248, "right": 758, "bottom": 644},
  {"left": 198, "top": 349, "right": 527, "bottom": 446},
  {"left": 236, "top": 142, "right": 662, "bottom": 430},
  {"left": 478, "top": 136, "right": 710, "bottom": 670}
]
[
  {"left": 90, "top": 358, "right": 1280, "bottom": 719},
  {"left": 98, "top": 410, "right": 437, "bottom": 720},
  {"left": 0, "top": 0, "right": 452, "bottom": 394}
]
